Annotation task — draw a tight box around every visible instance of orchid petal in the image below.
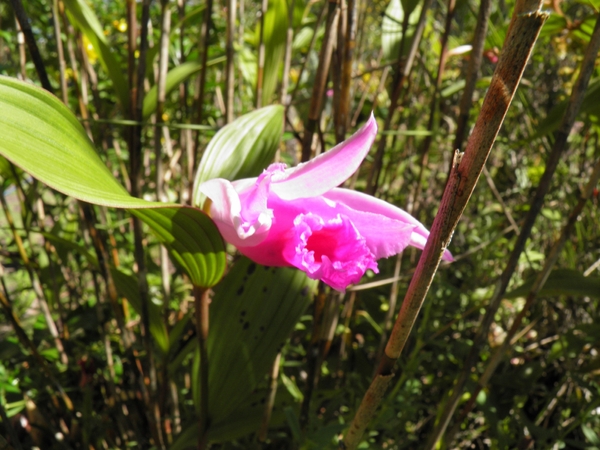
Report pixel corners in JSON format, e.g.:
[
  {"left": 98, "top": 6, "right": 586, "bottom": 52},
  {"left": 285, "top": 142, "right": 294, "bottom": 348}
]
[
  {"left": 324, "top": 188, "right": 454, "bottom": 261},
  {"left": 200, "top": 178, "right": 271, "bottom": 247},
  {"left": 270, "top": 113, "right": 378, "bottom": 200}
]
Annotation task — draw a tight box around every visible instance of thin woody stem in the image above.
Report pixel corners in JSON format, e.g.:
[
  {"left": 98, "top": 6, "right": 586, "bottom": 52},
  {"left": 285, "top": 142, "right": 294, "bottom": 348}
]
[
  {"left": 444, "top": 154, "right": 600, "bottom": 447},
  {"left": 194, "top": 286, "right": 211, "bottom": 449},
  {"left": 341, "top": 2, "right": 547, "bottom": 448},
  {"left": 427, "top": 12, "right": 600, "bottom": 449}
]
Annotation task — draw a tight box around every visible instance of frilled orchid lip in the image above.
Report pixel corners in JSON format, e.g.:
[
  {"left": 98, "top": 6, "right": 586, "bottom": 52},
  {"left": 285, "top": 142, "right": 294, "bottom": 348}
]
[
  {"left": 199, "top": 113, "right": 453, "bottom": 291},
  {"left": 287, "top": 213, "right": 379, "bottom": 292}
]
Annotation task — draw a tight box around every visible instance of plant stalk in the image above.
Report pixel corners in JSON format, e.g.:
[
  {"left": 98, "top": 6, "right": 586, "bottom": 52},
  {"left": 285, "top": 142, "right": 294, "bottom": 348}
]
[
  {"left": 341, "top": 2, "right": 547, "bottom": 448},
  {"left": 426, "top": 12, "right": 600, "bottom": 448}
]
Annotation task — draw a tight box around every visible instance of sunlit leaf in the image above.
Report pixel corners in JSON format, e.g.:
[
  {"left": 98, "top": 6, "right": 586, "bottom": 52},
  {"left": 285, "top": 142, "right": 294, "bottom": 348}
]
[
  {"left": 381, "top": 0, "right": 421, "bottom": 63},
  {"left": 143, "top": 56, "right": 226, "bottom": 120},
  {"left": 62, "top": 0, "right": 129, "bottom": 110},
  {"left": 261, "top": 0, "right": 288, "bottom": 105},
  {"left": 0, "top": 76, "right": 226, "bottom": 288},
  {"left": 130, "top": 208, "right": 225, "bottom": 288},
  {"left": 192, "top": 105, "right": 283, "bottom": 206}
]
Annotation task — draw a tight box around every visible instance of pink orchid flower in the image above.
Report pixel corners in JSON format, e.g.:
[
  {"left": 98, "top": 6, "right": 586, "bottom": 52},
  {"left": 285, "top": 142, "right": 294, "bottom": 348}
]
[{"left": 200, "top": 114, "right": 452, "bottom": 291}]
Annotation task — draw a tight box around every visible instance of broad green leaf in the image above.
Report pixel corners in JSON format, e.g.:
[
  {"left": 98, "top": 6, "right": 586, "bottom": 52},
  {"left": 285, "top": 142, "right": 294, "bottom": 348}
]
[
  {"left": 0, "top": 76, "right": 226, "bottom": 288},
  {"left": 191, "top": 105, "right": 283, "bottom": 207},
  {"left": 505, "top": 269, "right": 600, "bottom": 299},
  {"left": 62, "top": 0, "right": 129, "bottom": 110},
  {"left": 205, "top": 257, "right": 317, "bottom": 425},
  {"left": 0, "top": 75, "right": 148, "bottom": 208},
  {"left": 143, "top": 56, "right": 226, "bottom": 120},
  {"left": 110, "top": 267, "right": 169, "bottom": 354},
  {"left": 130, "top": 208, "right": 225, "bottom": 288},
  {"left": 381, "top": 0, "right": 421, "bottom": 62},
  {"left": 238, "top": 46, "right": 258, "bottom": 88},
  {"left": 260, "top": 0, "right": 288, "bottom": 105}
]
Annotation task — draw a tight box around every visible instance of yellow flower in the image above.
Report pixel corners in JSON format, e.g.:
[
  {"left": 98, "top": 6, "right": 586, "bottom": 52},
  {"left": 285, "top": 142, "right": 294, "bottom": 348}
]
[
  {"left": 117, "top": 18, "right": 127, "bottom": 33},
  {"left": 82, "top": 35, "right": 97, "bottom": 64}
]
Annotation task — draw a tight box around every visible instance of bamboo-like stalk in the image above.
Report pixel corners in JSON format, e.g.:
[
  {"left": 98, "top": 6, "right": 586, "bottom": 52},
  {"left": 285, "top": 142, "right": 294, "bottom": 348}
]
[
  {"left": 301, "top": 0, "right": 341, "bottom": 162},
  {"left": 425, "top": 13, "right": 600, "bottom": 448},
  {"left": 61, "top": 14, "right": 93, "bottom": 136},
  {"left": 128, "top": 1, "right": 166, "bottom": 447},
  {"left": 16, "top": 17, "right": 26, "bottom": 79},
  {"left": 156, "top": 0, "right": 172, "bottom": 203},
  {"left": 289, "top": 3, "right": 327, "bottom": 110},
  {"left": 255, "top": 0, "right": 268, "bottom": 108},
  {"left": 365, "top": 0, "right": 434, "bottom": 195},
  {"left": 300, "top": 285, "right": 327, "bottom": 427},
  {"left": 127, "top": 0, "right": 137, "bottom": 98},
  {"left": 453, "top": 0, "right": 492, "bottom": 152},
  {"left": 409, "top": 0, "right": 456, "bottom": 213},
  {"left": 10, "top": 0, "right": 54, "bottom": 92},
  {"left": 225, "top": 0, "right": 236, "bottom": 122},
  {"left": 0, "top": 284, "right": 74, "bottom": 413},
  {"left": 156, "top": 0, "right": 172, "bottom": 310},
  {"left": 341, "top": 2, "right": 547, "bottom": 448},
  {"left": 52, "top": 0, "right": 68, "bottom": 104},
  {"left": 374, "top": 253, "right": 402, "bottom": 365},
  {"left": 190, "top": 0, "right": 213, "bottom": 202},
  {"left": 0, "top": 188, "right": 69, "bottom": 367},
  {"left": 193, "top": 286, "right": 211, "bottom": 449},
  {"left": 280, "top": 0, "right": 296, "bottom": 105},
  {"left": 257, "top": 353, "right": 282, "bottom": 441},
  {"left": 331, "top": 0, "right": 346, "bottom": 143},
  {"left": 444, "top": 155, "right": 600, "bottom": 448},
  {"left": 155, "top": 2, "right": 173, "bottom": 438},
  {"left": 336, "top": 0, "right": 356, "bottom": 142}
]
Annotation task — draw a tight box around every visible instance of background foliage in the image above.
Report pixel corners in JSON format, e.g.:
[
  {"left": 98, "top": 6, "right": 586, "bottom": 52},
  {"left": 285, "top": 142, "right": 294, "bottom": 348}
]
[{"left": 0, "top": 0, "right": 599, "bottom": 449}]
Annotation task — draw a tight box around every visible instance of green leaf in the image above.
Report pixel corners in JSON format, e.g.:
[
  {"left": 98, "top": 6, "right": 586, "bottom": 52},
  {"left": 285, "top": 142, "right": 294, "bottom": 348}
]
[
  {"left": 110, "top": 267, "right": 170, "bottom": 354},
  {"left": 582, "top": 423, "right": 600, "bottom": 445},
  {"left": 0, "top": 75, "right": 146, "bottom": 208},
  {"left": 261, "top": 0, "right": 288, "bottom": 105},
  {"left": 206, "top": 257, "right": 317, "bottom": 425},
  {"left": 0, "top": 76, "right": 226, "bottom": 288},
  {"left": 143, "top": 56, "right": 226, "bottom": 120},
  {"left": 130, "top": 208, "right": 225, "bottom": 288},
  {"left": 505, "top": 269, "right": 600, "bottom": 299},
  {"left": 381, "top": 0, "right": 421, "bottom": 62},
  {"left": 62, "top": 0, "right": 129, "bottom": 110},
  {"left": 191, "top": 105, "right": 283, "bottom": 206}
]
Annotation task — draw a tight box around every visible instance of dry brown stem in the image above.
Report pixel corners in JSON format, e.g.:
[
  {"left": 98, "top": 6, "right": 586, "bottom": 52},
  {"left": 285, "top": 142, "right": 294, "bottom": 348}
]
[{"left": 341, "top": 2, "right": 547, "bottom": 448}]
